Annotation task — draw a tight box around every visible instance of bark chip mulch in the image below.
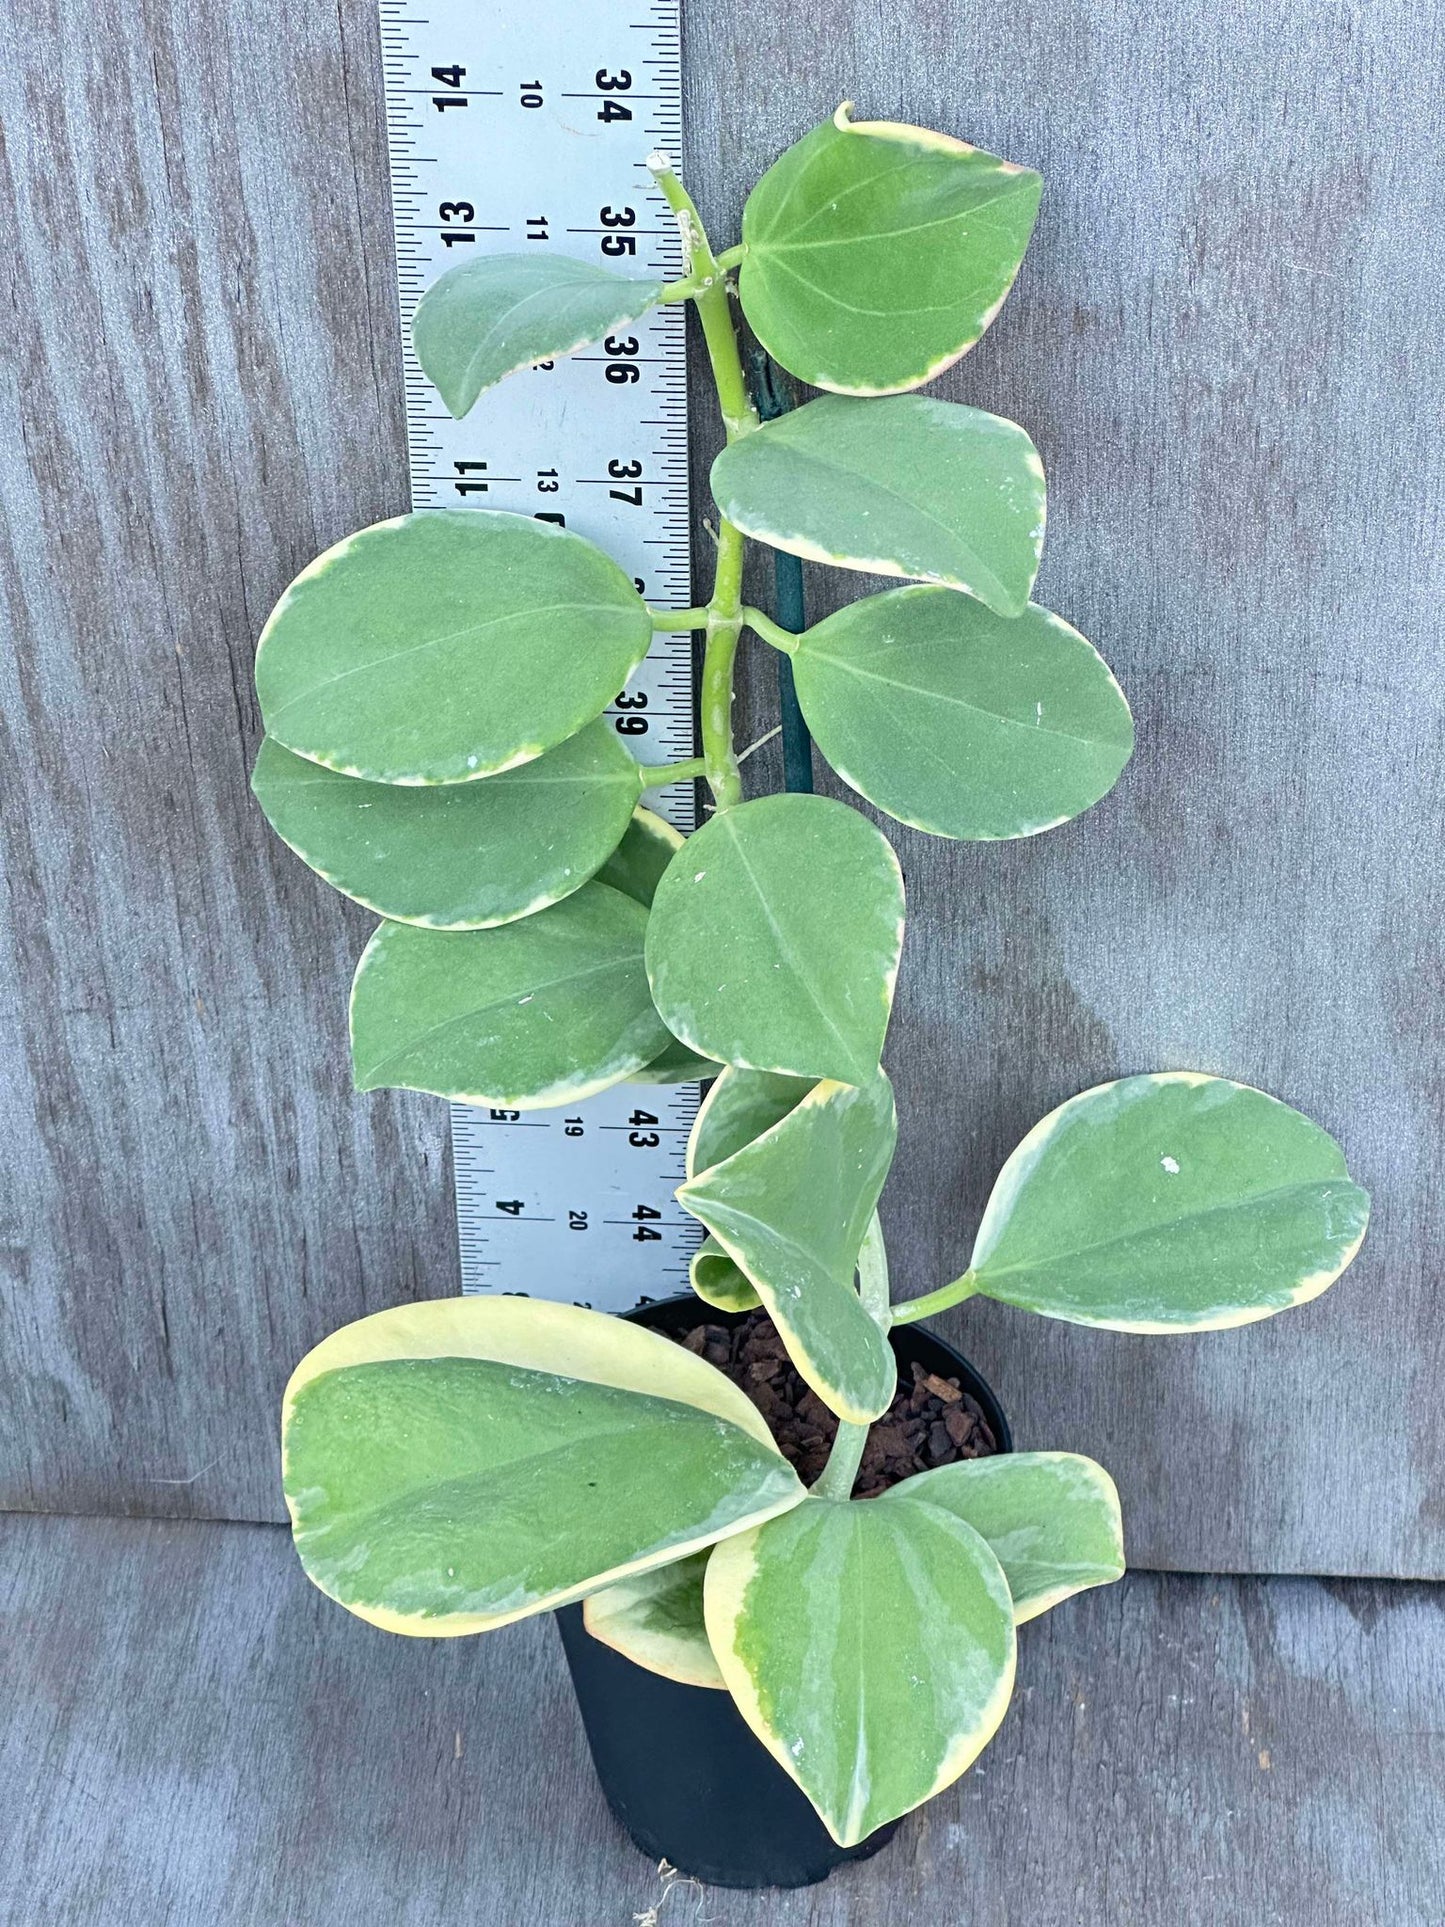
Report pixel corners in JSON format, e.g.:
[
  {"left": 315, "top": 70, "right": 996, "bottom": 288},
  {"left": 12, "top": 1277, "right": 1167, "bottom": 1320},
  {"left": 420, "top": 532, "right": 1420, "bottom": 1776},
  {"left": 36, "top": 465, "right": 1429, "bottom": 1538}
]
[{"left": 677, "top": 1308, "right": 998, "bottom": 1497}]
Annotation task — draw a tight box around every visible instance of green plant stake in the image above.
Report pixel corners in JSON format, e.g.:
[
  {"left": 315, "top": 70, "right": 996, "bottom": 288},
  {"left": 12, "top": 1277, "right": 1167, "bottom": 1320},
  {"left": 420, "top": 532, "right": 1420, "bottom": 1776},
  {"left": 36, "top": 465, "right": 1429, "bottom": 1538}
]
[{"left": 253, "top": 107, "right": 1369, "bottom": 1856}]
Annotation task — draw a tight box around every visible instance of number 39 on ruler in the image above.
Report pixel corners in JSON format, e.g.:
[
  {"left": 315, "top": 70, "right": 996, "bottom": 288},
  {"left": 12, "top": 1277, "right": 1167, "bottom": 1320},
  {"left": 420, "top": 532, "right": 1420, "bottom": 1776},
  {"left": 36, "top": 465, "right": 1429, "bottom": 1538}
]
[{"left": 379, "top": 0, "right": 704, "bottom": 1311}]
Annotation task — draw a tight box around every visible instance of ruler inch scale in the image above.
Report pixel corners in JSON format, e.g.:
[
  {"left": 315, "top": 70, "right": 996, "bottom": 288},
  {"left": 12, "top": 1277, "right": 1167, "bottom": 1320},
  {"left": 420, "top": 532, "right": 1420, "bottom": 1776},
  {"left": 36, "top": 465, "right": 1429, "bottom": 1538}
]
[{"left": 378, "top": 0, "right": 705, "bottom": 1313}]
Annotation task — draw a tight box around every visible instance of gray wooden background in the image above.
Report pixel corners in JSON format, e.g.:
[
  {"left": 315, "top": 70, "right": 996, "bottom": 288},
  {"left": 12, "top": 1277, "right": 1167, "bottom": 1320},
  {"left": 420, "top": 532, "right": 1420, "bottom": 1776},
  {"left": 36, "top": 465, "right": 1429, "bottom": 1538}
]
[{"left": 2, "top": 0, "right": 1441, "bottom": 1578}]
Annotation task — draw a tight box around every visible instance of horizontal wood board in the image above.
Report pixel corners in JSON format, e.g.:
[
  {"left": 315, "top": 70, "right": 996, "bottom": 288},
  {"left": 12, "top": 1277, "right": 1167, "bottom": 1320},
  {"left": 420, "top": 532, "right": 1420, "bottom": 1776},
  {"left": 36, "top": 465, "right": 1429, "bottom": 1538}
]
[{"left": 2, "top": 1514, "right": 1442, "bottom": 1924}]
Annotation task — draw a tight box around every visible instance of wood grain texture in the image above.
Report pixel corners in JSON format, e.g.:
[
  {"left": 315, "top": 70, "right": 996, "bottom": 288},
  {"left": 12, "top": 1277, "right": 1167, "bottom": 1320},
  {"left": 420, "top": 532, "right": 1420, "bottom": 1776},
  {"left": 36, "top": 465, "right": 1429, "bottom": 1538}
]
[
  {"left": 3, "top": 1513, "right": 1442, "bottom": 1923},
  {"left": 2, "top": 0, "right": 1442, "bottom": 1571}
]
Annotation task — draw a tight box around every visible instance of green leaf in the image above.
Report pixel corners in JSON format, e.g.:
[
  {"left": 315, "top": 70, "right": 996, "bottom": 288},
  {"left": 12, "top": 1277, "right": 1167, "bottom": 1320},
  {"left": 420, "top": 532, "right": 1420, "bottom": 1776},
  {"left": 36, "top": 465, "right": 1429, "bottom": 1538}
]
[
  {"left": 689, "top": 1237, "right": 762, "bottom": 1313},
  {"left": 706, "top": 1494, "right": 1016, "bottom": 1846},
  {"left": 897, "top": 1453, "right": 1124, "bottom": 1623},
  {"left": 412, "top": 254, "right": 663, "bottom": 418},
  {"left": 349, "top": 882, "right": 670, "bottom": 1108},
  {"left": 968, "top": 1073, "right": 1371, "bottom": 1329},
  {"left": 583, "top": 1553, "right": 725, "bottom": 1689},
  {"left": 712, "top": 395, "right": 1044, "bottom": 615},
  {"left": 282, "top": 1297, "right": 805, "bottom": 1636},
  {"left": 678, "top": 1076, "right": 898, "bottom": 1423},
  {"left": 686, "top": 1065, "right": 814, "bottom": 1179},
  {"left": 594, "top": 806, "right": 683, "bottom": 907},
  {"left": 255, "top": 510, "right": 652, "bottom": 785},
  {"left": 645, "top": 794, "right": 905, "bottom": 1084},
  {"left": 738, "top": 105, "right": 1042, "bottom": 396},
  {"left": 251, "top": 721, "right": 643, "bottom": 929},
  {"left": 630, "top": 1039, "right": 724, "bottom": 1086},
  {"left": 790, "top": 588, "right": 1134, "bottom": 841}
]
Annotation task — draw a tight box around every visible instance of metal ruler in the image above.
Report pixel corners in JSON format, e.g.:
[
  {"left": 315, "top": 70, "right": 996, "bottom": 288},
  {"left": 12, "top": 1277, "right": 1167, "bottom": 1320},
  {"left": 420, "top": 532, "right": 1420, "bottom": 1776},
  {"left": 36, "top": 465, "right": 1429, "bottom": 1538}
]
[{"left": 378, "top": 0, "right": 704, "bottom": 1311}]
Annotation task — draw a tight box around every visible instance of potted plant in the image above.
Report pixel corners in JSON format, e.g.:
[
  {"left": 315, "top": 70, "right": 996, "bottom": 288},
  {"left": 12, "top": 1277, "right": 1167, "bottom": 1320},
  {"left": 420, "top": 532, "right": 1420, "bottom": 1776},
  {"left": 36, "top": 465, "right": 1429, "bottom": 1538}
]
[{"left": 251, "top": 108, "right": 1370, "bottom": 1889}]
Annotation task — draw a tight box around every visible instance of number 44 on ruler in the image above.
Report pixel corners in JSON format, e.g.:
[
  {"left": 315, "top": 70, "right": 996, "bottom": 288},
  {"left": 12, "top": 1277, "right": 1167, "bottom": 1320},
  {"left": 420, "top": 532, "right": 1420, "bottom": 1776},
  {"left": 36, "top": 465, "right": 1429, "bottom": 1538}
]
[{"left": 378, "top": 0, "right": 704, "bottom": 1311}]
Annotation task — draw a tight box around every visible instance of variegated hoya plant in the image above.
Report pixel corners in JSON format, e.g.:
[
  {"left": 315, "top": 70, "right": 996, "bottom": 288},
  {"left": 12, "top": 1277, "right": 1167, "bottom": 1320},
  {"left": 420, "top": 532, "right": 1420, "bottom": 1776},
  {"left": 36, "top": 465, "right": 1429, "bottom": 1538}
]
[{"left": 253, "top": 108, "right": 1370, "bottom": 1849}]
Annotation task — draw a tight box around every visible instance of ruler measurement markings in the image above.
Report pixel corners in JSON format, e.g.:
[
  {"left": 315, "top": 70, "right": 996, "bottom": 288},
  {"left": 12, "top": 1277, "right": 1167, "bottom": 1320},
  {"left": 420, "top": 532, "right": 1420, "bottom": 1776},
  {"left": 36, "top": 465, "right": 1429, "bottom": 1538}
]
[{"left": 380, "top": 0, "right": 702, "bottom": 1311}]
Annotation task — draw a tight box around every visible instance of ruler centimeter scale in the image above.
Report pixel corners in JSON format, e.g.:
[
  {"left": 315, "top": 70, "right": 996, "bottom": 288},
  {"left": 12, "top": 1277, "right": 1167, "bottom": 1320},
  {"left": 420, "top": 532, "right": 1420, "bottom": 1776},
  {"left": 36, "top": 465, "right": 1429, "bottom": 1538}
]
[{"left": 378, "top": 0, "right": 705, "bottom": 1311}]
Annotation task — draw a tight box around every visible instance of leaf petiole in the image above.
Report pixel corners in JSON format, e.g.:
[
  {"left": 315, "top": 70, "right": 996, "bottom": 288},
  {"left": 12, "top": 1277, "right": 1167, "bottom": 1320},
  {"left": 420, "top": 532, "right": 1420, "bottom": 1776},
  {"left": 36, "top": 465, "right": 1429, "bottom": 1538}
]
[
  {"left": 890, "top": 1271, "right": 980, "bottom": 1326},
  {"left": 742, "top": 606, "right": 800, "bottom": 655},
  {"left": 650, "top": 607, "right": 710, "bottom": 632},
  {"left": 636, "top": 755, "right": 708, "bottom": 791},
  {"left": 812, "top": 1213, "right": 891, "bottom": 1503}
]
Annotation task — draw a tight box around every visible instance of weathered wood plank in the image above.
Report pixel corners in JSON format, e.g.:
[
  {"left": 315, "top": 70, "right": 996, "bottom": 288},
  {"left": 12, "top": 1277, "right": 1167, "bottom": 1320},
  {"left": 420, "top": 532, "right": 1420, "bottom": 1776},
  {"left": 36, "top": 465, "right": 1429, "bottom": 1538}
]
[
  {"left": 1, "top": 0, "right": 1442, "bottom": 1573},
  {"left": 2, "top": 1514, "right": 1442, "bottom": 1923}
]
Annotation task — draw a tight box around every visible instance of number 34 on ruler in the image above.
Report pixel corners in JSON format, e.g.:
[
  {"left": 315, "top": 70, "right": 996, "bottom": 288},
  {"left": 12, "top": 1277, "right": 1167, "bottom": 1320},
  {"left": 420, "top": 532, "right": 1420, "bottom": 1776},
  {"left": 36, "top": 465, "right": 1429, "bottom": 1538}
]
[{"left": 378, "top": 0, "right": 703, "bottom": 1311}]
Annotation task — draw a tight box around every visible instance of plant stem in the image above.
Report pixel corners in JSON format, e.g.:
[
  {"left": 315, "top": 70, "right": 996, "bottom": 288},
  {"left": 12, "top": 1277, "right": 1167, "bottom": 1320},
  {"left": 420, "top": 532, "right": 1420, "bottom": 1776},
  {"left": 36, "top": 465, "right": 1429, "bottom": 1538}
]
[
  {"left": 715, "top": 243, "right": 746, "bottom": 271},
  {"left": 889, "top": 1270, "right": 980, "bottom": 1327},
  {"left": 637, "top": 755, "right": 707, "bottom": 790},
  {"left": 742, "top": 607, "right": 799, "bottom": 655},
  {"left": 650, "top": 607, "right": 709, "bottom": 632},
  {"left": 700, "top": 525, "right": 745, "bottom": 809},
  {"left": 812, "top": 1215, "right": 891, "bottom": 1503},
  {"left": 648, "top": 152, "right": 756, "bottom": 813}
]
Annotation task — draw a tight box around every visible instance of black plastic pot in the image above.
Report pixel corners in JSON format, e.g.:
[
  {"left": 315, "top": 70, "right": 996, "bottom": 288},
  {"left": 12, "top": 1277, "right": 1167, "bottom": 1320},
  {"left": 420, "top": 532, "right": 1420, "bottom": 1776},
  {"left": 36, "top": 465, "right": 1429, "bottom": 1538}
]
[{"left": 556, "top": 1292, "right": 1012, "bottom": 1890}]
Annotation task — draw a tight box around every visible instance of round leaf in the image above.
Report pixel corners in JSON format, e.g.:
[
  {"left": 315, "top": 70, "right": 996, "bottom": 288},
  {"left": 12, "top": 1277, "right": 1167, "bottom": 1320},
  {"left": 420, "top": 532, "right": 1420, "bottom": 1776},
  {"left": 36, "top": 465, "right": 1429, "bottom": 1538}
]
[
  {"left": 969, "top": 1073, "right": 1371, "bottom": 1329},
  {"left": 583, "top": 1553, "right": 725, "bottom": 1690},
  {"left": 349, "top": 882, "right": 670, "bottom": 1108},
  {"left": 792, "top": 587, "right": 1134, "bottom": 840},
  {"left": 678, "top": 1075, "right": 899, "bottom": 1424},
  {"left": 645, "top": 794, "right": 905, "bottom": 1084},
  {"left": 738, "top": 105, "right": 1042, "bottom": 396},
  {"left": 713, "top": 395, "right": 1044, "bottom": 615},
  {"left": 706, "top": 1495, "right": 1016, "bottom": 1846},
  {"left": 255, "top": 510, "right": 652, "bottom": 784},
  {"left": 282, "top": 1297, "right": 804, "bottom": 1636},
  {"left": 689, "top": 1237, "right": 761, "bottom": 1314},
  {"left": 413, "top": 254, "right": 662, "bottom": 418},
  {"left": 687, "top": 1065, "right": 814, "bottom": 1179},
  {"left": 251, "top": 721, "right": 643, "bottom": 929},
  {"left": 897, "top": 1453, "right": 1125, "bottom": 1623}
]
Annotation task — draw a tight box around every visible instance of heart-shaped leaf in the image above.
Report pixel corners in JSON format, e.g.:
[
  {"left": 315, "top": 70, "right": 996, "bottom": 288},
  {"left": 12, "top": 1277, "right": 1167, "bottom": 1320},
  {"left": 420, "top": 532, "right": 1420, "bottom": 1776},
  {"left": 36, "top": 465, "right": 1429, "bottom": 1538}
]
[
  {"left": 255, "top": 510, "right": 652, "bottom": 784},
  {"left": 738, "top": 105, "right": 1042, "bottom": 396},
  {"left": 790, "top": 588, "right": 1133, "bottom": 840},
  {"left": 413, "top": 254, "right": 662, "bottom": 418},
  {"left": 967, "top": 1073, "right": 1371, "bottom": 1329},
  {"left": 897, "top": 1453, "right": 1124, "bottom": 1623},
  {"left": 687, "top": 1066, "right": 814, "bottom": 1179},
  {"left": 251, "top": 720, "right": 643, "bottom": 928},
  {"left": 678, "top": 1075, "right": 898, "bottom": 1423},
  {"left": 583, "top": 1552, "right": 725, "bottom": 1689},
  {"left": 645, "top": 794, "right": 905, "bottom": 1084},
  {"left": 712, "top": 395, "right": 1044, "bottom": 615},
  {"left": 706, "top": 1493, "right": 1016, "bottom": 1845},
  {"left": 349, "top": 882, "right": 669, "bottom": 1107},
  {"left": 689, "top": 1237, "right": 762, "bottom": 1313},
  {"left": 282, "top": 1297, "right": 805, "bottom": 1636}
]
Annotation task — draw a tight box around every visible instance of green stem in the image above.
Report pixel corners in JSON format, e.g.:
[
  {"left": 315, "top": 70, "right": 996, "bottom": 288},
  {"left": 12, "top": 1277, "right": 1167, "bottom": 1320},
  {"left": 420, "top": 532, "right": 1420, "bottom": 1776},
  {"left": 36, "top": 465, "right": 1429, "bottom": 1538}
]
[
  {"left": 889, "top": 1270, "right": 980, "bottom": 1327},
  {"left": 701, "top": 525, "right": 745, "bottom": 810},
  {"left": 715, "top": 243, "right": 746, "bottom": 271},
  {"left": 648, "top": 158, "right": 758, "bottom": 443},
  {"left": 648, "top": 153, "right": 756, "bottom": 812},
  {"left": 812, "top": 1215, "right": 890, "bottom": 1503},
  {"left": 637, "top": 755, "right": 707, "bottom": 790},
  {"left": 742, "top": 606, "right": 800, "bottom": 655},
  {"left": 650, "top": 607, "right": 709, "bottom": 631}
]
